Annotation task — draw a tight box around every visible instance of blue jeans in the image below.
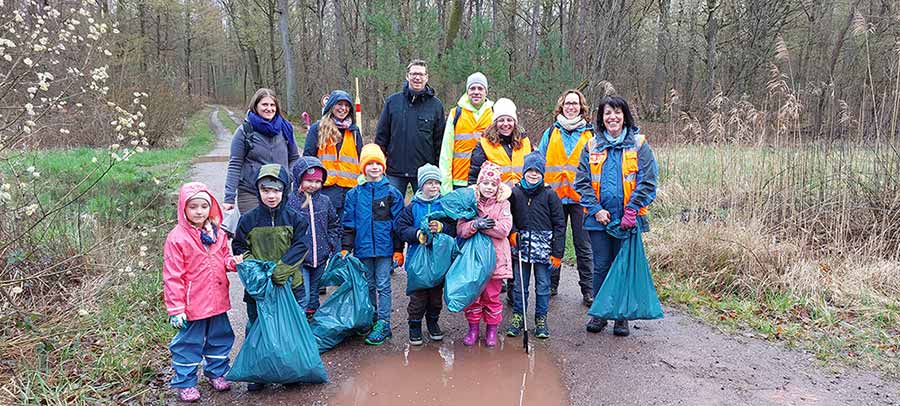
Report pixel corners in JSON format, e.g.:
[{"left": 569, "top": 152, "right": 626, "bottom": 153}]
[
  {"left": 169, "top": 313, "right": 234, "bottom": 388},
  {"left": 589, "top": 230, "right": 624, "bottom": 300},
  {"left": 512, "top": 261, "right": 551, "bottom": 317},
  {"left": 387, "top": 175, "right": 416, "bottom": 197},
  {"left": 361, "top": 256, "right": 393, "bottom": 321},
  {"left": 302, "top": 264, "right": 327, "bottom": 312}
]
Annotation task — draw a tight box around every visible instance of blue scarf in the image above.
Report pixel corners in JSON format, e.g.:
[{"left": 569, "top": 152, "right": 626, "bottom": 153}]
[
  {"left": 247, "top": 111, "right": 297, "bottom": 151},
  {"left": 603, "top": 128, "right": 627, "bottom": 147},
  {"left": 199, "top": 223, "right": 218, "bottom": 246}
]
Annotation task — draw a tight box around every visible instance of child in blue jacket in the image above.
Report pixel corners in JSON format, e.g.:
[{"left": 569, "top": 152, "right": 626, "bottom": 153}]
[
  {"left": 394, "top": 164, "right": 457, "bottom": 345},
  {"left": 340, "top": 144, "right": 405, "bottom": 345},
  {"left": 288, "top": 156, "right": 341, "bottom": 317}
]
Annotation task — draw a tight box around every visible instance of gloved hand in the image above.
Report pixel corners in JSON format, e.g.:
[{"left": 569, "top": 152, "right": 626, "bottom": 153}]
[
  {"left": 428, "top": 220, "right": 443, "bottom": 234},
  {"left": 290, "top": 267, "right": 304, "bottom": 288},
  {"left": 340, "top": 249, "right": 349, "bottom": 259},
  {"left": 417, "top": 230, "right": 429, "bottom": 245},
  {"left": 272, "top": 261, "right": 296, "bottom": 285},
  {"left": 393, "top": 252, "right": 405, "bottom": 268},
  {"left": 620, "top": 207, "right": 638, "bottom": 230},
  {"left": 549, "top": 256, "right": 562, "bottom": 273},
  {"left": 508, "top": 231, "right": 518, "bottom": 247},
  {"left": 169, "top": 313, "right": 188, "bottom": 330},
  {"left": 473, "top": 217, "right": 496, "bottom": 230}
]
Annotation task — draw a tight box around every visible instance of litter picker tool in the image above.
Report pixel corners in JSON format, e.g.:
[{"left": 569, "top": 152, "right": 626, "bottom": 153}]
[{"left": 517, "top": 251, "right": 529, "bottom": 354}]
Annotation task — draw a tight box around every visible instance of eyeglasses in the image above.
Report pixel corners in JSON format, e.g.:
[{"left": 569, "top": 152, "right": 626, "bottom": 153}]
[
  {"left": 407, "top": 72, "right": 428, "bottom": 78},
  {"left": 563, "top": 101, "right": 581, "bottom": 106}
]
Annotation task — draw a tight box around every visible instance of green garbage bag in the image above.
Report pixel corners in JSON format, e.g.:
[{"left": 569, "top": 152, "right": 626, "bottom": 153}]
[
  {"left": 443, "top": 233, "right": 497, "bottom": 312},
  {"left": 227, "top": 259, "right": 328, "bottom": 384},
  {"left": 588, "top": 220, "right": 664, "bottom": 320},
  {"left": 310, "top": 255, "right": 374, "bottom": 352},
  {"left": 406, "top": 221, "right": 460, "bottom": 295}
]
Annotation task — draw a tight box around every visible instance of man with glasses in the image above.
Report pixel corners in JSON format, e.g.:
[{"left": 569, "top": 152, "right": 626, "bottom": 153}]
[{"left": 375, "top": 59, "right": 446, "bottom": 196}]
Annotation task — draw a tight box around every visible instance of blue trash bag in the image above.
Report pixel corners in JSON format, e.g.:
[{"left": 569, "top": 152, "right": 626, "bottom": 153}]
[
  {"left": 443, "top": 232, "right": 497, "bottom": 312},
  {"left": 310, "top": 255, "right": 374, "bottom": 352},
  {"left": 227, "top": 259, "right": 329, "bottom": 384},
  {"left": 588, "top": 220, "right": 664, "bottom": 320},
  {"left": 425, "top": 187, "right": 478, "bottom": 221},
  {"left": 406, "top": 220, "right": 460, "bottom": 295}
]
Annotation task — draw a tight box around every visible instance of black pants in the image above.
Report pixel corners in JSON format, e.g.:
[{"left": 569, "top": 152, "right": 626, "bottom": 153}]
[
  {"left": 550, "top": 203, "right": 594, "bottom": 296},
  {"left": 407, "top": 283, "right": 443, "bottom": 321}
]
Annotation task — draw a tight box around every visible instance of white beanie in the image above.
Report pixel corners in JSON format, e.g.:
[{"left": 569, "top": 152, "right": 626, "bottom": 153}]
[
  {"left": 492, "top": 98, "right": 518, "bottom": 123},
  {"left": 466, "top": 72, "right": 488, "bottom": 90},
  {"left": 187, "top": 191, "right": 212, "bottom": 205}
]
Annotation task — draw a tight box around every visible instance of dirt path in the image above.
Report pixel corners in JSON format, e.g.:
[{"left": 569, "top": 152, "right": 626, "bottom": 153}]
[{"left": 180, "top": 107, "right": 900, "bottom": 405}]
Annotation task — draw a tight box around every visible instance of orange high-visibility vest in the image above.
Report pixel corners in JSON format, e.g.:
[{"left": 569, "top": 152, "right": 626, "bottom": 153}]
[
  {"left": 451, "top": 107, "right": 494, "bottom": 183},
  {"left": 545, "top": 127, "right": 592, "bottom": 202},
  {"left": 318, "top": 129, "right": 360, "bottom": 188},
  {"left": 588, "top": 133, "right": 648, "bottom": 215},
  {"left": 480, "top": 136, "right": 532, "bottom": 185}
]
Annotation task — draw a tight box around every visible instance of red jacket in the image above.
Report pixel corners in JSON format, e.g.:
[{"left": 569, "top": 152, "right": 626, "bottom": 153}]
[
  {"left": 163, "top": 182, "right": 237, "bottom": 320},
  {"left": 457, "top": 184, "right": 513, "bottom": 279}
]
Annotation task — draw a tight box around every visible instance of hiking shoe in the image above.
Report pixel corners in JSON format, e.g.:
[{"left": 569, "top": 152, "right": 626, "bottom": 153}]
[
  {"left": 505, "top": 313, "right": 524, "bottom": 337},
  {"left": 209, "top": 376, "right": 231, "bottom": 392},
  {"left": 408, "top": 321, "right": 424, "bottom": 346},
  {"left": 246, "top": 382, "right": 265, "bottom": 392},
  {"left": 463, "top": 323, "right": 479, "bottom": 346},
  {"left": 426, "top": 317, "right": 444, "bottom": 341},
  {"left": 582, "top": 292, "right": 594, "bottom": 307},
  {"left": 613, "top": 320, "right": 630, "bottom": 337},
  {"left": 484, "top": 324, "right": 499, "bottom": 347},
  {"left": 586, "top": 317, "right": 607, "bottom": 333},
  {"left": 318, "top": 286, "right": 326, "bottom": 295},
  {"left": 534, "top": 315, "right": 550, "bottom": 339},
  {"left": 501, "top": 280, "right": 508, "bottom": 293},
  {"left": 178, "top": 387, "right": 200, "bottom": 402},
  {"left": 550, "top": 286, "right": 558, "bottom": 296},
  {"left": 365, "top": 320, "right": 392, "bottom": 345}
]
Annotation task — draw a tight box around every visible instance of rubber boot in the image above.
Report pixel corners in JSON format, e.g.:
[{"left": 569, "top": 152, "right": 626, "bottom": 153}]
[
  {"left": 463, "top": 323, "right": 480, "bottom": 346},
  {"left": 484, "top": 324, "right": 499, "bottom": 347}
]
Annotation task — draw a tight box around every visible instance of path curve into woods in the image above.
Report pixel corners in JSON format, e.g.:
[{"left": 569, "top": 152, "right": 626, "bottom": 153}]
[{"left": 164, "top": 105, "right": 900, "bottom": 405}]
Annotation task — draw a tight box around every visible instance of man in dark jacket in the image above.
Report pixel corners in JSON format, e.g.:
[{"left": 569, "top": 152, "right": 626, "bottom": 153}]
[{"left": 374, "top": 59, "right": 446, "bottom": 196}]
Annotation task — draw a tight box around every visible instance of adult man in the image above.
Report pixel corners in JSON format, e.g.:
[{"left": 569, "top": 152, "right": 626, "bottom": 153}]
[
  {"left": 438, "top": 72, "right": 494, "bottom": 193},
  {"left": 374, "top": 59, "right": 446, "bottom": 195}
]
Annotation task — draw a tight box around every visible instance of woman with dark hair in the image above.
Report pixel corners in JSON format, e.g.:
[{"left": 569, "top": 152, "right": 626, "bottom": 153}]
[
  {"left": 223, "top": 88, "right": 299, "bottom": 214},
  {"left": 467, "top": 98, "right": 533, "bottom": 186},
  {"left": 574, "top": 95, "right": 658, "bottom": 337},
  {"left": 302, "top": 90, "right": 363, "bottom": 219},
  {"left": 536, "top": 89, "right": 596, "bottom": 304}
]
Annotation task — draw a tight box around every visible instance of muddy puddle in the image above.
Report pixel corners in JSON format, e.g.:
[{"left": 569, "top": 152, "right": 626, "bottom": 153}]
[{"left": 330, "top": 336, "right": 569, "bottom": 405}]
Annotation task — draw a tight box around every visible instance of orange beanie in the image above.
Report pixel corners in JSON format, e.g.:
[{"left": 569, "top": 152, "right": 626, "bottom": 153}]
[{"left": 359, "top": 144, "right": 387, "bottom": 172}]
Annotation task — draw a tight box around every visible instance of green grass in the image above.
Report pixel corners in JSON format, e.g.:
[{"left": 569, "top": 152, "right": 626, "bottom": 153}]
[
  {"left": 7, "top": 108, "right": 216, "bottom": 404},
  {"left": 218, "top": 108, "right": 237, "bottom": 134}
]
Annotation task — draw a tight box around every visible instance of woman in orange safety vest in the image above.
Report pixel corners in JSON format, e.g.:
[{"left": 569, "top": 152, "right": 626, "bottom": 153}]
[{"left": 467, "top": 98, "right": 532, "bottom": 186}]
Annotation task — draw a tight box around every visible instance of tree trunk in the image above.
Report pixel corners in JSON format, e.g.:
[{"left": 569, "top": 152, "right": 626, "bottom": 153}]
[
  {"left": 526, "top": 0, "right": 540, "bottom": 77},
  {"left": 649, "top": 0, "right": 670, "bottom": 110},
  {"left": 704, "top": 0, "right": 717, "bottom": 103},
  {"left": 184, "top": 0, "right": 193, "bottom": 95},
  {"left": 138, "top": 0, "right": 147, "bottom": 71},
  {"left": 442, "top": 0, "right": 463, "bottom": 58},
  {"left": 268, "top": 0, "right": 278, "bottom": 91},
  {"left": 506, "top": 0, "right": 517, "bottom": 79},
  {"left": 278, "top": 0, "right": 297, "bottom": 114}
]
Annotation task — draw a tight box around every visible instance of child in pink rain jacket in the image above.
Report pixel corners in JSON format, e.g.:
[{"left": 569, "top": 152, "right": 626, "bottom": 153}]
[
  {"left": 163, "top": 182, "right": 244, "bottom": 402},
  {"left": 457, "top": 161, "right": 513, "bottom": 347}
]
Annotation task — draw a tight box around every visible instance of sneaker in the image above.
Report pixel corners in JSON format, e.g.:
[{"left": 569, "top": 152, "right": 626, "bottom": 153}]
[
  {"left": 484, "top": 324, "right": 499, "bottom": 347},
  {"left": 505, "top": 313, "right": 524, "bottom": 337},
  {"left": 408, "top": 321, "right": 423, "bottom": 346},
  {"left": 178, "top": 387, "right": 200, "bottom": 402},
  {"left": 365, "top": 320, "right": 392, "bottom": 345},
  {"left": 582, "top": 292, "right": 594, "bottom": 307},
  {"left": 246, "top": 382, "right": 265, "bottom": 392},
  {"left": 425, "top": 318, "right": 444, "bottom": 341},
  {"left": 500, "top": 280, "right": 508, "bottom": 293},
  {"left": 550, "top": 286, "right": 558, "bottom": 296},
  {"left": 586, "top": 317, "right": 607, "bottom": 333},
  {"left": 209, "top": 376, "right": 231, "bottom": 392},
  {"left": 534, "top": 315, "right": 550, "bottom": 338},
  {"left": 613, "top": 320, "right": 630, "bottom": 337},
  {"left": 318, "top": 286, "right": 327, "bottom": 295}
]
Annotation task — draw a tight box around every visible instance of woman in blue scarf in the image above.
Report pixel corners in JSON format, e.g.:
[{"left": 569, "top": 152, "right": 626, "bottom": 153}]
[
  {"left": 573, "top": 96, "right": 658, "bottom": 337},
  {"left": 223, "top": 88, "right": 299, "bottom": 214}
]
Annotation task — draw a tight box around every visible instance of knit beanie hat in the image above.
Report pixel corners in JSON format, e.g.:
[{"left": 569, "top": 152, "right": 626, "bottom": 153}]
[
  {"left": 417, "top": 164, "right": 442, "bottom": 190},
  {"left": 492, "top": 98, "right": 518, "bottom": 123},
  {"left": 359, "top": 143, "right": 387, "bottom": 172},
  {"left": 523, "top": 151, "right": 546, "bottom": 176},
  {"left": 477, "top": 161, "right": 502, "bottom": 185},
  {"left": 466, "top": 72, "right": 488, "bottom": 90},
  {"left": 301, "top": 167, "right": 324, "bottom": 182},
  {"left": 187, "top": 191, "right": 212, "bottom": 205}
]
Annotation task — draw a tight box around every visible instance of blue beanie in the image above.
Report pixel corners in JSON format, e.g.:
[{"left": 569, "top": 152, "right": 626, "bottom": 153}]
[
  {"left": 523, "top": 151, "right": 546, "bottom": 176},
  {"left": 322, "top": 90, "right": 353, "bottom": 117}
]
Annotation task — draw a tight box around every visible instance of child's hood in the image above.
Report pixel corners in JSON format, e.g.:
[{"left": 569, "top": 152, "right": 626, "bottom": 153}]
[
  {"left": 177, "top": 182, "right": 222, "bottom": 229},
  {"left": 291, "top": 156, "right": 329, "bottom": 193},
  {"left": 255, "top": 163, "right": 292, "bottom": 208}
]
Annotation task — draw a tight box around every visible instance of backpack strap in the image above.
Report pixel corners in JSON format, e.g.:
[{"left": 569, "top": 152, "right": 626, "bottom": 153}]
[
  {"left": 452, "top": 106, "right": 462, "bottom": 129},
  {"left": 241, "top": 121, "right": 254, "bottom": 156}
]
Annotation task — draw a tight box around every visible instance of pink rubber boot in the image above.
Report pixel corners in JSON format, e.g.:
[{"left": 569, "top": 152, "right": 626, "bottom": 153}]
[
  {"left": 463, "top": 323, "right": 480, "bottom": 346},
  {"left": 484, "top": 324, "right": 499, "bottom": 347}
]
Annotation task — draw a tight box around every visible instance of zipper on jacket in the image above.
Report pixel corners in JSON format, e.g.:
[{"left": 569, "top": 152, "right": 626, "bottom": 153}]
[
  {"left": 309, "top": 195, "right": 318, "bottom": 266},
  {"left": 371, "top": 186, "right": 376, "bottom": 257}
]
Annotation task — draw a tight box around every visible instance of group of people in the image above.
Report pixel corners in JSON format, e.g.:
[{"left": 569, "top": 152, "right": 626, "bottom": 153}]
[{"left": 161, "top": 59, "right": 658, "bottom": 401}]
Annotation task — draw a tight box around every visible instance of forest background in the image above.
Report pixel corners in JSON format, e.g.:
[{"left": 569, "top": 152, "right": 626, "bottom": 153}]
[{"left": 0, "top": 0, "right": 898, "bottom": 402}]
